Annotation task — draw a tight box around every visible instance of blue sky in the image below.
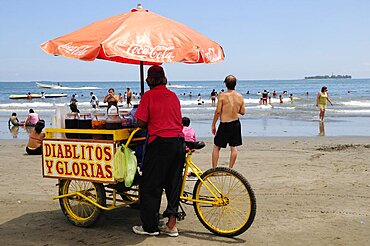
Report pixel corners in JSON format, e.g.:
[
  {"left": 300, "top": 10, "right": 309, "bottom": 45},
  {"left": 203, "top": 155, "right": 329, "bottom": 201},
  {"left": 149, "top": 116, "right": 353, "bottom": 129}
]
[{"left": 1, "top": 0, "right": 369, "bottom": 82}]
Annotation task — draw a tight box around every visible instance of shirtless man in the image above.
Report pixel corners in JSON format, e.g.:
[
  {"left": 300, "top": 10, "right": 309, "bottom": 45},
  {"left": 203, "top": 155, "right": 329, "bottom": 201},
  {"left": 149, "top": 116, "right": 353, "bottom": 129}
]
[
  {"left": 104, "top": 88, "right": 119, "bottom": 112},
  {"left": 211, "top": 75, "right": 245, "bottom": 168},
  {"left": 126, "top": 88, "right": 133, "bottom": 107}
]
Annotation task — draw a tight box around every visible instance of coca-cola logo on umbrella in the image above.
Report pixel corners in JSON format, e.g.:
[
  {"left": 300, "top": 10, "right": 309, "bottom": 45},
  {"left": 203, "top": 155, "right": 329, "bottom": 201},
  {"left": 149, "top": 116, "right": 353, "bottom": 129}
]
[
  {"left": 105, "top": 44, "right": 175, "bottom": 63},
  {"left": 58, "top": 42, "right": 92, "bottom": 56}
]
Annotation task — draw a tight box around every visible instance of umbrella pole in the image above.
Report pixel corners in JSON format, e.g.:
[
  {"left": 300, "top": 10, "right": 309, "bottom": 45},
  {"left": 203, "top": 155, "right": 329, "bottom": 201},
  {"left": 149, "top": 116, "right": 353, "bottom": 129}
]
[{"left": 140, "top": 61, "right": 144, "bottom": 95}]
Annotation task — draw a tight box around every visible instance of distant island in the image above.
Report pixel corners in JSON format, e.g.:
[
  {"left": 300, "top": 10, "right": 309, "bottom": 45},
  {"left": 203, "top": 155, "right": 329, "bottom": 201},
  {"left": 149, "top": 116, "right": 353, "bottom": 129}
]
[{"left": 304, "top": 74, "right": 351, "bottom": 79}]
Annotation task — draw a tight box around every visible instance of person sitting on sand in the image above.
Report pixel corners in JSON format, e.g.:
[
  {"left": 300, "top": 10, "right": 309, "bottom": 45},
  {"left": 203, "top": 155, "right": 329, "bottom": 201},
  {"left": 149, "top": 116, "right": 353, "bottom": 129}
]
[
  {"left": 25, "top": 109, "right": 40, "bottom": 126},
  {"left": 8, "top": 112, "right": 22, "bottom": 126},
  {"left": 26, "top": 120, "right": 45, "bottom": 155}
]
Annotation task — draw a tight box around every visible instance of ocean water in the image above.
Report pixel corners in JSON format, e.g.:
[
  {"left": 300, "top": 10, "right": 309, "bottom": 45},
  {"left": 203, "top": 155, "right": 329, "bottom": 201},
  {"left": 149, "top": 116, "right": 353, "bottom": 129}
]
[{"left": 1, "top": 79, "right": 370, "bottom": 139}]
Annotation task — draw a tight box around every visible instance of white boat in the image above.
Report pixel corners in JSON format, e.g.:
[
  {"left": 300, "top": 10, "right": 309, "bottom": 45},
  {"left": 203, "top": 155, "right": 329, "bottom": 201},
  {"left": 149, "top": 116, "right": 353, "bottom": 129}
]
[
  {"left": 36, "top": 82, "right": 62, "bottom": 89},
  {"left": 9, "top": 93, "right": 68, "bottom": 99},
  {"left": 35, "top": 82, "right": 100, "bottom": 90}
]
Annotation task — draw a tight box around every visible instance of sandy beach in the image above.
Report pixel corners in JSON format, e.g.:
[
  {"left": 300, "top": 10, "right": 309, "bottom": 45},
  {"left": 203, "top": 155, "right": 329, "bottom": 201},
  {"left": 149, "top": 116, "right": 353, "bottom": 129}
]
[{"left": 0, "top": 136, "right": 369, "bottom": 245}]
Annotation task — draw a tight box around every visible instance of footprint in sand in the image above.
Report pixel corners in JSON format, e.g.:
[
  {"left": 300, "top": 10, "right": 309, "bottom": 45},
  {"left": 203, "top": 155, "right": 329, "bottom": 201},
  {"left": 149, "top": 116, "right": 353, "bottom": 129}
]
[{"left": 309, "top": 153, "right": 324, "bottom": 161}]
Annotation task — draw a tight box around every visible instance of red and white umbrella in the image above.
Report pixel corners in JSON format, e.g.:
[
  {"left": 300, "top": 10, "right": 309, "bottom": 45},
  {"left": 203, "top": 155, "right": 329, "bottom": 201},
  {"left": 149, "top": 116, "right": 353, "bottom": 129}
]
[{"left": 41, "top": 4, "right": 225, "bottom": 93}]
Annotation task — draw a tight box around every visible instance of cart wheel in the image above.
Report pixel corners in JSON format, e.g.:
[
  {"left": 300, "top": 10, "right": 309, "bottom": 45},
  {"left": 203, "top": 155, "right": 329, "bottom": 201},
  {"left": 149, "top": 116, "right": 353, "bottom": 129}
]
[
  {"left": 59, "top": 179, "right": 106, "bottom": 227},
  {"left": 192, "top": 167, "right": 256, "bottom": 237}
]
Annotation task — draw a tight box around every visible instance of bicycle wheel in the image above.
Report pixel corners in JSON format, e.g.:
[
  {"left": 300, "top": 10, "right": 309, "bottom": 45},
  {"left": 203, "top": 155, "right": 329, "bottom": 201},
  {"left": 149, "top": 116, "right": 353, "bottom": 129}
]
[
  {"left": 59, "top": 179, "right": 106, "bottom": 227},
  {"left": 193, "top": 167, "right": 256, "bottom": 237}
]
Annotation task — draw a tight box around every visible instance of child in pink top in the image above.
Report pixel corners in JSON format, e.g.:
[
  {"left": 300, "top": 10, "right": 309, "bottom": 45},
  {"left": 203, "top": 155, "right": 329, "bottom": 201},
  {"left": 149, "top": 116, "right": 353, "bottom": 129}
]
[
  {"left": 182, "top": 117, "right": 197, "bottom": 180},
  {"left": 182, "top": 117, "right": 196, "bottom": 142}
]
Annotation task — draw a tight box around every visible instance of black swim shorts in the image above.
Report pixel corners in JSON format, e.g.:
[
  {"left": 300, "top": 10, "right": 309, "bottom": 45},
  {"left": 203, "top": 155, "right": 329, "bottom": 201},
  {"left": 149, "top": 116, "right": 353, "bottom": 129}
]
[{"left": 214, "top": 119, "right": 242, "bottom": 148}]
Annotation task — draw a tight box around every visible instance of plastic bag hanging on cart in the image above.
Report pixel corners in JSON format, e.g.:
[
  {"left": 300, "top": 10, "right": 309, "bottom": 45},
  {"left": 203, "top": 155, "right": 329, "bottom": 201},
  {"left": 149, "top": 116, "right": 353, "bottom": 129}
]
[
  {"left": 113, "top": 145, "right": 125, "bottom": 182},
  {"left": 122, "top": 145, "right": 137, "bottom": 187},
  {"left": 113, "top": 145, "right": 137, "bottom": 187}
]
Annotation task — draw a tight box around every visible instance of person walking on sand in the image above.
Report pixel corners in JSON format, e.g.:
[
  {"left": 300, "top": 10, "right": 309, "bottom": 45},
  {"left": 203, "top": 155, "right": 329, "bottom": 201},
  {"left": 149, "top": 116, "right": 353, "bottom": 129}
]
[
  {"left": 316, "top": 86, "right": 333, "bottom": 122},
  {"left": 132, "top": 65, "right": 185, "bottom": 237},
  {"left": 212, "top": 75, "right": 245, "bottom": 169}
]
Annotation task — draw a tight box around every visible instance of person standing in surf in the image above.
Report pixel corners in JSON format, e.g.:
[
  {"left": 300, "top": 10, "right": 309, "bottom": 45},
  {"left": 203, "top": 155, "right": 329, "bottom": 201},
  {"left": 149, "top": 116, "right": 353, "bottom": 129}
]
[{"left": 316, "top": 86, "right": 333, "bottom": 122}]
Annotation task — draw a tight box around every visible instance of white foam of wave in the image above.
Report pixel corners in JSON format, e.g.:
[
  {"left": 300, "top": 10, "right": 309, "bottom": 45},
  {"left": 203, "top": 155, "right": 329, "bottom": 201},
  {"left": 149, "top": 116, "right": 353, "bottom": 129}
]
[
  {"left": 180, "top": 100, "right": 212, "bottom": 106},
  {"left": 167, "top": 85, "right": 205, "bottom": 89},
  {"left": 179, "top": 97, "right": 294, "bottom": 106},
  {"left": 244, "top": 97, "right": 293, "bottom": 104},
  {"left": 332, "top": 109, "right": 370, "bottom": 114},
  {"left": 181, "top": 106, "right": 215, "bottom": 111},
  {"left": 57, "top": 86, "right": 101, "bottom": 90},
  {"left": 0, "top": 102, "right": 67, "bottom": 108},
  {"left": 340, "top": 100, "right": 370, "bottom": 107},
  {"left": 247, "top": 105, "right": 273, "bottom": 110}
]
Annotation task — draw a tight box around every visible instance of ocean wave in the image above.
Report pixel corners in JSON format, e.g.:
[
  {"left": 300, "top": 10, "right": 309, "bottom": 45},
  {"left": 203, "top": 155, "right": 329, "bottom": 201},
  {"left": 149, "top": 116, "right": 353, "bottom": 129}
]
[
  {"left": 167, "top": 85, "right": 206, "bottom": 89},
  {"left": 332, "top": 109, "right": 370, "bottom": 114},
  {"left": 340, "top": 100, "right": 370, "bottom": 107},
  {"left": 0, "top": 102, "right": 67, "bottom": 108}
]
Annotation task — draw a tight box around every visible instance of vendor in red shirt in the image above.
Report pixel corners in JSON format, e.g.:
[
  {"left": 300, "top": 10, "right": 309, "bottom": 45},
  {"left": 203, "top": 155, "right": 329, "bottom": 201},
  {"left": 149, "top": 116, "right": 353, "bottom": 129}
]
[{"left": 132, "top": 65, "right": 185, "bottom": 237}]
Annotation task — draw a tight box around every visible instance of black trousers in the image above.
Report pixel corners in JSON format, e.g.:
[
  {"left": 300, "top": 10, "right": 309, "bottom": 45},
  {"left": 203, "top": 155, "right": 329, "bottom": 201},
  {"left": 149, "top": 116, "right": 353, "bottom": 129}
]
[
  {"left": 26, "top": 146, "right": 42, "bottom": 155},
  {"left": 139, "top": 136, "right": 185, "bottom": 233}
]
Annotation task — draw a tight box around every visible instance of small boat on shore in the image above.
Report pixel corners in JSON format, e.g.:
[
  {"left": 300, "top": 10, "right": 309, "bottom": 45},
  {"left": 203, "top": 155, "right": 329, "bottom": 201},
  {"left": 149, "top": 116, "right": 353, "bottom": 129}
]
[{"left": 9, "top": 93, "right": 68, "bottom": 99}]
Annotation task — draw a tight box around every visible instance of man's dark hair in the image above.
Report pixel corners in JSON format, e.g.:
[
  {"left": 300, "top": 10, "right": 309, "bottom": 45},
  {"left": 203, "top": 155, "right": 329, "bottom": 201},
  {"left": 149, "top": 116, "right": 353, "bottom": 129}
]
[
  {"left": 224, "top": 75, "right": 237, "bottom": 90},
  {"left": 182, "top": 117, "right": 190, "bottom": 127},
  {"left": 12, "top": 112, "right": 17, "bottom": 116},
  {"left": 29, "top": 109, "right": 34, "bottom": 113},
  {"left": 34, "top": 120, "right": 45, "bottom": 134},
  {"left": 146, "top": 65, "right": 167, "bottom": 88}
]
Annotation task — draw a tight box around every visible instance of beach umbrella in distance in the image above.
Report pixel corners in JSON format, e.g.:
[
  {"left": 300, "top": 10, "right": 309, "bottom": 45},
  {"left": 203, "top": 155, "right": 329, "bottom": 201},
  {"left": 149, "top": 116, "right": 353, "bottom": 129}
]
[{"left": 40, "top": 4, "right": 225, "bottom": 94}]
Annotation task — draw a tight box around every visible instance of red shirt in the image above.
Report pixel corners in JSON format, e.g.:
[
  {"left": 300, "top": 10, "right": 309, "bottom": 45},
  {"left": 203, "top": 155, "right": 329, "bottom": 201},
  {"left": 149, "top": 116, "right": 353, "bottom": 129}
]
[{"left": 135, "top": 85, "right": 184, "bottom": 143}]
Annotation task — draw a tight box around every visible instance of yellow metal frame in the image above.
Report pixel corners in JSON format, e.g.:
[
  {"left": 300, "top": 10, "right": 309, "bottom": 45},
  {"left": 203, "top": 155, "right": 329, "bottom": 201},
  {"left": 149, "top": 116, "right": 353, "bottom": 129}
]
[
  {"left": 54, "top": 189, "right": 137, "bottom": 210},
  {"left": 51, "top": 127, "right": 142, "bottom": 208},
  {"left": 45, "top": 128, "right": 134, "bottom": 142},
  {"left": 179, "top": 151, "right": 224, "bottom": 206},
  {"left": 52, "top": 127, "right": 223, "bottom": 209}
]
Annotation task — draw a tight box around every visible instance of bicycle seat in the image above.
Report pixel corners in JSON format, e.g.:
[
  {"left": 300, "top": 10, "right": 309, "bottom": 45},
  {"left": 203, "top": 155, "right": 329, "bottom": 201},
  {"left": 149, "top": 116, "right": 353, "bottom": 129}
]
[{"left": 185, "top": 141, "right": 205, "bottom": 150}]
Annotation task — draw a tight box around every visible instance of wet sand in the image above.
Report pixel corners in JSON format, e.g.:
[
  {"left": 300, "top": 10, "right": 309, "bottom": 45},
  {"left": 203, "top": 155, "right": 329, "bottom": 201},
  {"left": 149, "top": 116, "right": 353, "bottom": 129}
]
[{"left": 0, "top": 137, "right": 369, "bottom": 245}]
